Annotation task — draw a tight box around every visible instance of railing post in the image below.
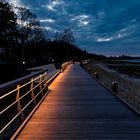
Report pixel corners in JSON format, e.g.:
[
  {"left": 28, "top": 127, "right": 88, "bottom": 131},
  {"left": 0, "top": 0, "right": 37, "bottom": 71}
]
[
  {"left": 94, "top": 72, "right": 99, "bottom": 79},
  {"left": 30, "top": 78, "right": 37, "bottom": 106},
  {"left": 16, "top": 84, "right": 24, "bottom": 122},
  {"left": 44, "top": 72, "right": 47, "bottom": 81},
  {"left": 112, "top": 82, "right": 118, "bottom": 94},
  {"left": 44, "top": 72, "right": 49, "bottom": 91},
  {"left": 39, "top": 74, "right": 43, "bottom": 95}
]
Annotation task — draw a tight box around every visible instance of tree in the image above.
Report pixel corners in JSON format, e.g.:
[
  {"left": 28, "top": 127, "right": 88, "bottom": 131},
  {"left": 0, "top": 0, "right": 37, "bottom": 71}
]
[
  {"left": 54, "top": 28, "right": 75, "bottom": 43},
  {"left": 61, "top": 28, "right": 75, "bottom": 43},
  {"left": 0, "top": 1, "right": 17, "bottom": 60},
  {"left": 15, "top": 7, "right": 45, "bottom": 63}
]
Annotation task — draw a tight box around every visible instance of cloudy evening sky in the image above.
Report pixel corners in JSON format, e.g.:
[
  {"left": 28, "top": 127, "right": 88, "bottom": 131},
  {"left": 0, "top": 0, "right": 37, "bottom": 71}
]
[{"left": 7, "top": 0, "right": 140, "bottom": 56}]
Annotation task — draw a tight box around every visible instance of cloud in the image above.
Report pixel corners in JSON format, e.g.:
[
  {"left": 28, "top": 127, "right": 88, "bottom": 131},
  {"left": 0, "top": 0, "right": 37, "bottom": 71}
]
[
  {"left": 7, "top": 0, "right": 140, "bottom": 56},
  {"left": 40, "top": 19, "right": 55, "bottom": 23},
  {"left": 6, "top": 0, "right": 23, "bottom": 7},
  {"left": 71, "top": 14, "right": 92, "bottom": 27},
  {"left": 44, "top": 26, "right": 55, "bottom": 31},
  {"left": 95, "top": 26, "right": 131, "bottom": 42},
  {"left": 97, "top": 11, "right": 105, "bottom": 19},
  {"left": 41, "top": 4, "right": 56, "bottom": 12},
  {"left": 41, "top": 0, "right": 64, "bottom": 12},
  {"left": 96, "top": 37, "right": 113, "bottom": 42}
]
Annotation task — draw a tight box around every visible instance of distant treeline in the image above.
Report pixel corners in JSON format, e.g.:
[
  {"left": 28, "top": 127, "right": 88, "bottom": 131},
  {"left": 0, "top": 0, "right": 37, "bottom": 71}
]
[
  {"left": 0, "top": 1, "right": 89, "bottom": 68},
  {"left": 88, "top": 53, "right": 140, "bottom": 61},
  {"left": 108, "top": 55, "right": 140, "bottom": 60}
]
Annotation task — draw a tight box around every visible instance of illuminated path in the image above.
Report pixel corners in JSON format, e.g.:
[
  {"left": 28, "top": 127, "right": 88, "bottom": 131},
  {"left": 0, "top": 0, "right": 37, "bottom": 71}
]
[{"left": 16, "top": 64, "right": 140, "bottom": 140}]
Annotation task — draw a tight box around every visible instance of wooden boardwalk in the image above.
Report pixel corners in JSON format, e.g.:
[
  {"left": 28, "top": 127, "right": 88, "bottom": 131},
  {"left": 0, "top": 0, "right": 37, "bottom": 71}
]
[{"left": 16, "top": 64, "right": 140, "bottom": 140}]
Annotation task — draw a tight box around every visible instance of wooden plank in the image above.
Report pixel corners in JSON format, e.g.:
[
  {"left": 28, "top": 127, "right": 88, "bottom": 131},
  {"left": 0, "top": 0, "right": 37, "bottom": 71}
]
[{"left": 16, "top": 64, "right": 140, "bottom": 140}]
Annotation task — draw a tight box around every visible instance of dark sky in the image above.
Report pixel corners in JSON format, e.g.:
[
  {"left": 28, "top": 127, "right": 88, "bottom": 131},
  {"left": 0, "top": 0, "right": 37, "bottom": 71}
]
[{"left": 7, "top": 0, "right": 140, "bottom": 56}]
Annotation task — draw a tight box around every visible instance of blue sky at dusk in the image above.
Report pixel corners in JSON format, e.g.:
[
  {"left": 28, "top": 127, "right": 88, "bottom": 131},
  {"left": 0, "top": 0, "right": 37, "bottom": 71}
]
[{"left": 7, "top": 0, "right": 140, "bottom": 56}]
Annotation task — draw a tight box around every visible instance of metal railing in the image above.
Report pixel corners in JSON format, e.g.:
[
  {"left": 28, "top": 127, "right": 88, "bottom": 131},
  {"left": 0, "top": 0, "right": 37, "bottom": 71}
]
[
  {"left": 0, "top": 66, "right": 60, "bottom": 139},
  {"left": 61, "top": 61, "right": 73, "bottom": 72},
  {"left": 81, "top": 62, "right": 140, "bottom": 114}
]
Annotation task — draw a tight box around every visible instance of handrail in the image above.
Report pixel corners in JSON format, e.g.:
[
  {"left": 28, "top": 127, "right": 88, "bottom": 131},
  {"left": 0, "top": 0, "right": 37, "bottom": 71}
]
[
  {"left": 0, "top": 64, "right": 61, "bottom": 139},
  {"left": 0, "top": 69, "right": 47, "bottom": 94},
  {"left": 61, "top": 61, "right": 73, "bottom": 72},
  {"left": 81, "top": 62, "right": 140, "bottom": 114}
]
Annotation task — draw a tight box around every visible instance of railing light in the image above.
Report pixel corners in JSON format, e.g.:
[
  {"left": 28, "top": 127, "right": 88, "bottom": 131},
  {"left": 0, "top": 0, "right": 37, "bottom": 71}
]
[{"left": 22, "top": 61, "right": 26, "bottom": 65}]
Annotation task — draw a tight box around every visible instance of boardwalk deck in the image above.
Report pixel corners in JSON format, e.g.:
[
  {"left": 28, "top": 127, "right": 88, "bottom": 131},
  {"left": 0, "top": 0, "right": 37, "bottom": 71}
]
[{"left": 16, "top": 64, "right": 140, "bottom": 140}]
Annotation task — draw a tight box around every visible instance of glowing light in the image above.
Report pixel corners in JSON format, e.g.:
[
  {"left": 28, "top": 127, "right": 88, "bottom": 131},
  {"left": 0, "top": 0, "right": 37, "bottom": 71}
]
[{"left": 22, "top": 61, "right": 26, "bottom": 65}]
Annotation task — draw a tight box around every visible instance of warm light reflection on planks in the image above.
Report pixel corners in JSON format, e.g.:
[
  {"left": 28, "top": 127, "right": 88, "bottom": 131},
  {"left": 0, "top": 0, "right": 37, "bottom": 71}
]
[{"left": 16, "top": 64, "right": 140, "bottom": 140}]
